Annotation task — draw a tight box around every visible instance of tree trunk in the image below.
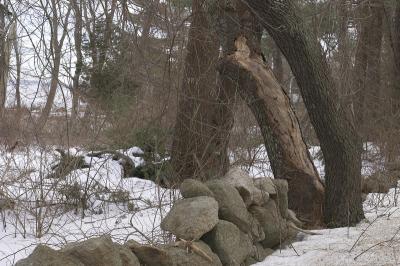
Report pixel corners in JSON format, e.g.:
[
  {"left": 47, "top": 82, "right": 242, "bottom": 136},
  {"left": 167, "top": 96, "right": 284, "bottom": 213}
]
[
  {"left": 217, "top": 2, "right": 324, "bottom": 224},
  {"left": 243, "top": 0, "right": 364, "bottom": 227},
  {"left": 272, "top": 42, "right": 284, "bottom": 85},
  {"left": 98, "top": 0, "right": 117, "bottom": 70},
  {"left": 393, "top": 2, "right": 400, "bottom": 81},
  {"left": 36, "top": 5, "right": 71, "bottom": 131},
  {"left": 336, "top": 0, "right": 352, "bottom": 118},
  {"left": 13, "top": 23, "right": 21, "bottom": 124},
  {"left": 0, "top": 20, "right": 16, "bottom": 115},
  {"left": 354, "top": 0, "right": 383, "bottom": 138},
  {"left": 364, "top": 1, "right": 383, "bottom": 134},
  {"left": 392, "top": 0, "right": 400, "bottom": 115},
  {"left": 170, "top": 0, "right": 229, "bottom": 182},
  {"left": 71, "top": 0, "right": 83, "bottom": 130},
  {"left": 0, "top": 5, "right": 5, "bottom": 116},
  {"left": 353, "top": 2, "right": 369, "bottom": 135},
  {"left": 36, "top": 55, "right": 62, "bottom": 131},
  {"left": 220, "top": 39, "right": 325, "bottom": 224}
]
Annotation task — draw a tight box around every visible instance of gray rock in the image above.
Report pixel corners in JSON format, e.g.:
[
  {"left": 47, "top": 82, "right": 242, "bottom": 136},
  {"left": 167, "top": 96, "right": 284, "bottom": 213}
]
[
  {"left": 249, "top": 214, "right": 265, "bottom": 242},
  {"left": 250, "top": 201, "right": 288, "bottom": 248},
  {"left": 16, "top": 245, "right": 83, "bottom": 266},
  {"left": 117, "top": 244, "right": 141, "bottom": 266},
  {"left": 161, "top": 196, "right": 219, "bottom": 240},
  {"left": 362, "top": 193, "right": 368, "bottom": 202},
  {"left": 180, "top": 179, "right": 214, "bottom": 198},
  {"left": 251, "top": 243, "right": 274, "bottom": 262},
  {"left": 244, "top": 256, "right": 258, "bottom": 266},
  {"left": 165, "top": 241, "right": 222, "bottom": 266},
  {"left": 206, "top": 180, "right": 251, "bottom": 233},
  {"left": 203, "top": 220, "right": 253, "bottom": 266},
  {"left": 285, "top": 221, "right": 300, "bottom": 241},
  {"left": 273, "top": 179, "right": 289, "bottom": 218},
  {"left": 223, "top": 167, "right": 265, "bottom": 206},
  {"left": 61, "top": 236, "right": 123, "bottom": 266},
  {"left": 287, "top": 209, "right": 303, "bottom": 228},
  {"left": 254, "top": 177, "right": 276, "bottom": 197},
  {"left": 125, "top": 240, "right": 172, "bottom": 266}
]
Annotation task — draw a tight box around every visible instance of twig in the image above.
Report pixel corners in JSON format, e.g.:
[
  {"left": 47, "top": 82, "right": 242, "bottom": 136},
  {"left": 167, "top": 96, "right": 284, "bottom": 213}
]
[
  {"left": 175, "top": 239, "right": 213, "bottom": 262},
  {"left": 354, "top": 225, "right": 400, "bottom": 260}
]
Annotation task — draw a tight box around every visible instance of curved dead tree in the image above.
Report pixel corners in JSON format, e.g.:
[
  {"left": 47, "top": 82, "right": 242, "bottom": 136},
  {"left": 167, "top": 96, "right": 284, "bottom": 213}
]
[
  {"left": 241, "top": 0, "right": 364, "bottom": 227},
  {"left": 219, "top": 37, "right": 324, "bottom": 224}
]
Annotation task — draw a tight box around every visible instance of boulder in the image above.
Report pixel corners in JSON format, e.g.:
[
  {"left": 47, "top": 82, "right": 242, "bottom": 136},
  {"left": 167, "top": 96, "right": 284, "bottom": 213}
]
[
  {"left": 273, "top": 179, "right": 289, "bottom": 218},
  {"left": 287, "top": 209, "right": 303, "bottom": 228},
  {"left": 202, "top": 220, "right": 253, "bottom": 266},
  {"left": 180, "top": 179, "right": 214, "bottom": 198},
  {"left": 165, "top": 241, "right": 222, "bottom": 266},
  {"left": 161, "top": 196, "right": 219, "bottom": 240},
  {"left": 117, "top": 244, "right": 141, "bottom": 266},
  {"left": 244, "top": 257, "right": 258, "bottom": 266},
  {"left": 61, "top": 236, "right": 124, "bottom": 266},
  {"left": 250, "top": 201, "right": 288, "bottom": 248},
  {"left": 223, "top": 167, "right": 266, "bottom": 206},
  {"left": 254, "top": 177, "right": 276, "bottom": 196},
  {"left": 249, "top": 214, "right": 265, "bottom": 242},
  {"left": 16, "top": 245, "right": 83, "bottom": 266},
  {"left": 362, "top": 193, "right": 368, "bottom": 202},
  {"left": 125, "top": 240, "right": 172, "bottom": 266},
  {"left": 252, "top": 243, "right": 274, "bottom": 262},
  {"left": 206, "top": 180, "right": 251, "bottom": 233}
]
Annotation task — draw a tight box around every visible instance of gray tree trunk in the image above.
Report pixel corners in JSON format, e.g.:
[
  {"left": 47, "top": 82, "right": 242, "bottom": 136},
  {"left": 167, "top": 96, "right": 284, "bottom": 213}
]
[
  {"left": 170, "top": 0, "right": 231, "bottom": 182},
  {"left": 218, "top": 1, "right": 324, "bottom": 224},
  {"left": 242, "top": 0, "right": 364, "bottom": 227}
]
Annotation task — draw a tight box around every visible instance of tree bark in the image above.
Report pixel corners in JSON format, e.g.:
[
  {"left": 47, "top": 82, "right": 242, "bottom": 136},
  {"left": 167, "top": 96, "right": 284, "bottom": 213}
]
[
  {"left": 242, "top": 0, "right": 364, "bottom": 227},
  {"left": 393, "top": 2, "right": 400, "bottom": 80},
  {"left": 36, "top": 4, "right": 71, "bottom": 131},
  {"left": 13, "top": 22, "right": 21, "bottom": 124},
  {"left": 0, "top": 4, "right": 6, "bottom": 116},
  {"left": 219, "top": 38, "right": 325, "bottom": 224},
  {"left": 170, "top": 0, "right": 230, "bottom": 182},
  {"left": 97, "top": 0, "right": 117, "bottom": 70},
  {"left": 71, "top": 0, "right": 83, "bottom": 129},
  {"left": 0, "top": 7, "right": 13, "bottom": 117},
  {"left": 336, "top": 0, "right": 352, "bottom": 115},
  {"left": 354, "top": 0, "right": 384, "bottom": 138},
  {"left": 364, "top": 0, "right": 383, "bottom": 130},
  {"left": 217, "top": 1, "right": 324, "bottom": 224},
  {"left": 272, "top": 42, "right": 284, "bottom": 85}
]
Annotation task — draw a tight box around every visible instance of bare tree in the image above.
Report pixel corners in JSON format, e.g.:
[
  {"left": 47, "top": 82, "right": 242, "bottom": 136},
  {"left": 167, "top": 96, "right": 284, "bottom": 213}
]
[
  {"left": 171, "top": 0, "right": 230, "bottom": 182},
  {"left": 70, "top": 0, "right": 83, "bottom": 129},
  {"left": 242, "top": 0, "right": 364, "bottom": 227},
  {"left": 0, "top": 2, "right": 13, "bottom": 117},
  {"left": 353, "top": 0, "right": 384, "bottom": 139},
  {"left": 36, "top": 0, "right": 71, "bottom": 131},
  {"left": 217, "top": 1, "right": 324, "bottom": 224},
  {"left": 336, "top": 0, "right": 352, "bottom": 115}
]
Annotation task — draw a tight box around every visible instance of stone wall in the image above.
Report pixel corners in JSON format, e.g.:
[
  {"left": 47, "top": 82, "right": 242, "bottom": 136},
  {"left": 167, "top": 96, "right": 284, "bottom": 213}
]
[
  {"left": 161, "top": 167, "right": 300, "bottom": 265},
  {"left": 16, "top": 167, "right": 300, "bottom": 266}
]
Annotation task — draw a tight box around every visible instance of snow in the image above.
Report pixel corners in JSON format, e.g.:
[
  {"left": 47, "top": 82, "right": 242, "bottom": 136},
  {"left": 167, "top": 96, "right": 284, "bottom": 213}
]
[
  {"left": 0, "top": 146, "right": 177, "bottom": 265},
  {"left": 0, "top": 143, "right": 395, "bottom": 265},
  {"left": 256, "top": 188, "right": 400, "bottom": 266}
]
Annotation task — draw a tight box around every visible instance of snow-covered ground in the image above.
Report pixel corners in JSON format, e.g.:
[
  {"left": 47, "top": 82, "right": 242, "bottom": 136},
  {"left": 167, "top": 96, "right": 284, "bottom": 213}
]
[
  {"left": 0, "top": 143, "right": 393, "bottom": 265},
  {"left": 0, "top": 146, "right": 177, "bottom": 265},
  {"left": 257, "top": 189, "right": 400, "bottom": 266}
]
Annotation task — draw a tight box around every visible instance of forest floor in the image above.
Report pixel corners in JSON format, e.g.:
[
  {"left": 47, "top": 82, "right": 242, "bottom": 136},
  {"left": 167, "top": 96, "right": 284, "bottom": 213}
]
[{"left": 0, "top": 144, "right": 395, "bottom": 266}]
